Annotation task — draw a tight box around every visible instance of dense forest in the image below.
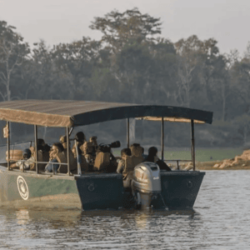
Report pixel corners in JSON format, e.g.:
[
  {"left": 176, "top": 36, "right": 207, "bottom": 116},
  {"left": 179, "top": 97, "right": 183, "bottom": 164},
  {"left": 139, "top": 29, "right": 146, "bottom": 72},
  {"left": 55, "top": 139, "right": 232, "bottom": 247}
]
[{"left": 1, "top": 8, "right": 250, "bottom": 148}]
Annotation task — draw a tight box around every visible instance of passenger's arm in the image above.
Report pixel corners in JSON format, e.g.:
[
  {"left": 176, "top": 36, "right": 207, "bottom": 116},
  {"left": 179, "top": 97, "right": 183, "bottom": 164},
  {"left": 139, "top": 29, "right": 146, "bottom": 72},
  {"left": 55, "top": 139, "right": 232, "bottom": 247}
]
[
  {"left": 10, "top": 163, "right": 17, "bottom": 169},
  {"left": 55, "top": 155, "right": 62, "bottom": 172},
  {"left": 110, "top": 153, "right": 116, "bottom": 162},
  {"left": 116, "top": 160, "right": 125, "bottom": 174},
  {"left": 156, "top": 160, "right": 172, "bottom": 171}
]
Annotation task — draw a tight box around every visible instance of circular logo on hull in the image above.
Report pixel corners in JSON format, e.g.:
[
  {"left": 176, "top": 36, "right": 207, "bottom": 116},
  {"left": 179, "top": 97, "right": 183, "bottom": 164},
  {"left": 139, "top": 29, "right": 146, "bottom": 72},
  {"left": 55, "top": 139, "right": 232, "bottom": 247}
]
[
  {"left": 186, "top": 180, "right": 193, "bottom": 189},
  {"left": 17, "top": 176, "right": 29, "bottom": 200},
  {"left": 88, "top": 183, "right": 95, "bottom": 192}
]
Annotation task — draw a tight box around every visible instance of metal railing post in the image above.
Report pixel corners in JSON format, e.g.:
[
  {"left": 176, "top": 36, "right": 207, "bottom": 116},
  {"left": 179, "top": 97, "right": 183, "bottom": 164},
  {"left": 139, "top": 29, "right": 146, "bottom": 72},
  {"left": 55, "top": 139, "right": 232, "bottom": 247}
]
[
  {"left": 177, "top": 160, "right": 180, "bottom": 170},
  {"left": 127, "top": 118, "right": 130, "bottom": 148},
  {"left": 7, "top": 122, "right": 10, "bottom": 170},
  {"left": 66, "top": 127, "right": 70, "bottom": 175},
  {"left": 161, "top": 117, "right": 164, "bottom": 161},
  {"left": 34, "top": 125, "right": 38, "bottom": 174},
  {"left": 191, "top": 120, "right": 195, "bottom": 171},
  {"left": 75, "top": 140, "right": 82, "bottom": 175}
]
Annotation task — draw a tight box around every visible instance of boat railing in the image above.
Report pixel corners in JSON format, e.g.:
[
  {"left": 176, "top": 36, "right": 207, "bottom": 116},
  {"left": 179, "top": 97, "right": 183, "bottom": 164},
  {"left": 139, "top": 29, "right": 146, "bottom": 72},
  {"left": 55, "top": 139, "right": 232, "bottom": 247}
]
[
  {"left": 6, "top": 158, "right": 71, "bottom": 175},
  {"left": 0, "top": 141, "right": 32, "bottom": 148},
  {"left": 165, "top": 159, "right": 192, "bottom": 170},
  {"left": 0, "top": 141, "right": 32, "bottom": 163}
]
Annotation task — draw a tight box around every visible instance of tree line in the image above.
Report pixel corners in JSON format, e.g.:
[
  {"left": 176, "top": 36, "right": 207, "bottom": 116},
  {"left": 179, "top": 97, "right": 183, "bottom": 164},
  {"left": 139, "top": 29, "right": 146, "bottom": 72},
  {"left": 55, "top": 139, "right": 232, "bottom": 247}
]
[{"left": 1, "top": 8, "right": 250, "bottom": 147}]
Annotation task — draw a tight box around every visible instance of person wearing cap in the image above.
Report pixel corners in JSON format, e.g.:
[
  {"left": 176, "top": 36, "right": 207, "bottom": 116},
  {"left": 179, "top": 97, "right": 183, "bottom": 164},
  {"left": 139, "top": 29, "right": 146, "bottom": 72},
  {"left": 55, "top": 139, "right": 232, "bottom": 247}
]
[{"left": 10, "top": 149, "right": 35, "bottom": 170}]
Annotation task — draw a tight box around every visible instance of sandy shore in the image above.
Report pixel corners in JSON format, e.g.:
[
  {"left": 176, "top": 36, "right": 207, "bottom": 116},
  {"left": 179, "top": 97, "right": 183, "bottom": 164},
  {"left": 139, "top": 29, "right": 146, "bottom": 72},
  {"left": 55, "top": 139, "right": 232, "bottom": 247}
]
[
  {"left": 176, "top": 149, "right": 250, "bottom": 170},
  {"left": 195, "top": 161, "right": 250, "bottom": 170}
]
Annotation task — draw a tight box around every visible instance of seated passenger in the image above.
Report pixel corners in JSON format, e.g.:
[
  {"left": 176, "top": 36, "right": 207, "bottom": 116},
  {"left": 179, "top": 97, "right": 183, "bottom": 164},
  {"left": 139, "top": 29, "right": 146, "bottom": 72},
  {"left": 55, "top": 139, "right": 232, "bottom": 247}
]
[
  {"left": 60, "top": 135, "right": 75, "bottom": 159},
  {"left": 37, "top": 138, "right": 51, "bottom": 152},
  {"left": 72, "top": 132, "right": 86, "bottom": 157},
  {"left": 10, "top": 149, "right": 35, "bottom": 170},
  {"left": 144, "top": 146, "right": 158, "bottom": 162},
  {"left": 60, "top": 135, "right": 68, "bottom": 150},
  {"left": 130, "top": 143, "right": 144, "bottom": 158},
  {"left": 34, "top": 138, "right": 50, "bottom": 171},
  {"left": 71, "top": 146, "right": 89, "bottom": 173},
  {"left": 116, "top": 148, "right": 131, "bottom": 174},
  {"left": 89, "top": 136, "right": 98, "bottom": 151},
  {"left": 145, "top": 146, "right": 171, "bottom": 171},
  {"left": 45, "top": 143, "right": 64, "bottom": 173},
  {"left": 83, "top": 136, "right": 98, "bottom": 165},
  {"left": 94, "top": 144, "right": 118, "bottom": 173},
  {"left": 70, "top": 133, "right": 89, "bottom": 172},
  {"left": 122, "top": 144, "right": 144, "bottom": 188}
]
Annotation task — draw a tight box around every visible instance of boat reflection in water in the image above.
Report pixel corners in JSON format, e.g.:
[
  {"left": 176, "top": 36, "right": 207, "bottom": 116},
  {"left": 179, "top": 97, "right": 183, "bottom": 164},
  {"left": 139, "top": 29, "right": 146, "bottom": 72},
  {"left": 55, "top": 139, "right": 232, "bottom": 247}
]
[
  {"left": 12, "top": 207, "right": 196, "bottom": 230},
  {"left": 0, "top": 100, "right": 213, "bottom": 210},
  {"left": 0, "top": 207, "right": 201, "bottom": 249},
  {"left": 16, "top": 209, "right": 30, "bottom": 225}
]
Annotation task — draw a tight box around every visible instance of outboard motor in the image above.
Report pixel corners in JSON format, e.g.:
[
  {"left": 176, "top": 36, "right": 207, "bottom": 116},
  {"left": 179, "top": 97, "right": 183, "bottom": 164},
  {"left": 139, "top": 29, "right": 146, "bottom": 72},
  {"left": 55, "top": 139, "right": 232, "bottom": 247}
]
[{"left": 131, "top": 162, "right": 163, "bottom": 209}]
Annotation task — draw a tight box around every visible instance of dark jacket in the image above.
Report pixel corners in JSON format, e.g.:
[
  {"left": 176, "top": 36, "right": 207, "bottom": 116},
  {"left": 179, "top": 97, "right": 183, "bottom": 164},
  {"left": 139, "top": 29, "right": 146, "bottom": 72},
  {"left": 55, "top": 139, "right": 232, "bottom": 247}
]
[{"left": 145, "top": 155, "right": 171, "bottom": 171}]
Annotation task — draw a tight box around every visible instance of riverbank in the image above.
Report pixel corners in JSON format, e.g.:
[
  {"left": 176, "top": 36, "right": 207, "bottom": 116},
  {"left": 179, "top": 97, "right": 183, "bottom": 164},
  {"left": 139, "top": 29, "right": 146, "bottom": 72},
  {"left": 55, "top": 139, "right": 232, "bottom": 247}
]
[
  {"left": 164, "top": 147, "right": 243, "bottom": 162},
  {"left": 196, "top": 161, "right": 250, "bottom": 170},
  {"left": 183, "top": 149, "right": 250, "bottom": 170}
]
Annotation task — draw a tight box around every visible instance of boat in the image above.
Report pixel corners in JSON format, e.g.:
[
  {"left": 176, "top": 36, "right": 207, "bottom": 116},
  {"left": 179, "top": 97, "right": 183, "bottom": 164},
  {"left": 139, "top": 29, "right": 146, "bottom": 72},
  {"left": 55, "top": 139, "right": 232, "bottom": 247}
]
[{"left": 0, "top": 100, "right": 213, "bottom": 210}]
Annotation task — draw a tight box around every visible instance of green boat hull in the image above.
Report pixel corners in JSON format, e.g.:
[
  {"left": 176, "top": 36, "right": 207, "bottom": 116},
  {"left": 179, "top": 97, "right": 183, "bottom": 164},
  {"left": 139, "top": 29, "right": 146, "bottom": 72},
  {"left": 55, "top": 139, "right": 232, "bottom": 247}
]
[
  {"left": 0, "top": 166, "right": 124, "bottom": 210},
  {"left": 0, "top": 166, "right": 81, "bottom": 209},
  {"left": 0, "top": 166, "right": 205, "bottom": 210}
]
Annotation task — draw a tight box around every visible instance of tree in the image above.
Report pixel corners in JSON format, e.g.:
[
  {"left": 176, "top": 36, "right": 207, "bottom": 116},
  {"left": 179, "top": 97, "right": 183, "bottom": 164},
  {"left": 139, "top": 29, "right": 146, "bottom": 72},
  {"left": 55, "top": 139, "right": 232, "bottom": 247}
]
[
  {"left": 228, "top": 50, "right": 250, "bottom": 119},
  {"left": 175, "top": 35, "right": 228, "bottom": 113},
  {"left": 233, "top": 114, "right": 250, "bottom": 145},
  {"left": 0, "top": 21, "right": 29, "bottom": 101},
  {"left": 52, "top": 37, "right": 101, "bottom": 100},
  {"left": 90, "top": 8, "right": 162, "bottom": 53},
  {"left": 175, "top": 35, "right": 205, "bottom": 107}
]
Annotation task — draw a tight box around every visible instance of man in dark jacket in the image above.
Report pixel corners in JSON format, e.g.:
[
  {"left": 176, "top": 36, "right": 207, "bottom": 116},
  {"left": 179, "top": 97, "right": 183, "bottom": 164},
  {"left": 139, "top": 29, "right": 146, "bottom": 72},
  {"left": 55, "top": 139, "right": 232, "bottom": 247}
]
[{"left": 145, "top": 147, "right": 171, "bottom": 171}]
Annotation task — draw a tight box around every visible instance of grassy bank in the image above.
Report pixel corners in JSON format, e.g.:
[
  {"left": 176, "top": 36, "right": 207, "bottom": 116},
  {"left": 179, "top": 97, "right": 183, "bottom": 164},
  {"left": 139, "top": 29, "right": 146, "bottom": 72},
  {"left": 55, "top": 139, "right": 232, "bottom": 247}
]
[
  {"left": 114, "top": 147, "right": 243, "bottom": 162},
  {"left": 164, "top": 147, "right": 249, "bottom": 170},
  {"left": 164, "top": 148, "right": 243, "bottom": 162}
]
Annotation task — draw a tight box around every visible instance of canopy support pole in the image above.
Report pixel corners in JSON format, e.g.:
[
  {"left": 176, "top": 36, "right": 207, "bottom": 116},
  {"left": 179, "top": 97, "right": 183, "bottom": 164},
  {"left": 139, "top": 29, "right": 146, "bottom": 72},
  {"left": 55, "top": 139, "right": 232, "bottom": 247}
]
[
  {"left": 66, "top": 127, "right": 70, "bottom": 175},
  {"left": 191, "top": 119, "right": 195, "bottom": 171},
  {"left": 7, "top": 122, "right": 10, "bottom": 171},
  {"left": 34, "top": 125, "right": 38, "bottom": 174},
  {"left": 75, "top": 140, "right": 82, "bottom": 175},
  {"left": 161, "top": 117, "right": 164, "bottom": 161},
  {"left": 127, "top": 118, "right": 130, "bottom": 148}
]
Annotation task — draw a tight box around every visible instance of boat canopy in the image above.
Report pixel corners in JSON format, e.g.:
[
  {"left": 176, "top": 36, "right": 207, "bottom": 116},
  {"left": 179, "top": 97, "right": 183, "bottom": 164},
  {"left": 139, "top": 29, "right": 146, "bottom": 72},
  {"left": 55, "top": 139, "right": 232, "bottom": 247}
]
[{"left": 0, "top": 100, "right": 213, "bottom": 127}]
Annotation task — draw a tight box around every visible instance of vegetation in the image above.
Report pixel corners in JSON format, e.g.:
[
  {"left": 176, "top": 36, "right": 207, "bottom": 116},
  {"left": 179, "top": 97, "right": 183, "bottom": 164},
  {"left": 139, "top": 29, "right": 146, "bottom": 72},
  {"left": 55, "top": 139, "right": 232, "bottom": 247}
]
[
  {"left": 1, "top": 8, "right": 250, "bottom": 147},
  {"left": 164, "top": 148, "right": 243, "bottom": 162}
]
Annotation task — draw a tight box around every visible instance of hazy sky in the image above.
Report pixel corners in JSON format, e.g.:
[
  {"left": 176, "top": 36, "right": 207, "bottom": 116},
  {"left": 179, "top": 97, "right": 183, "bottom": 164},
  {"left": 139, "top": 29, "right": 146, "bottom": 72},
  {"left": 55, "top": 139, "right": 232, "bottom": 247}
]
[{"left": 1, "top": 0, "right": 249, "bottom": 55}]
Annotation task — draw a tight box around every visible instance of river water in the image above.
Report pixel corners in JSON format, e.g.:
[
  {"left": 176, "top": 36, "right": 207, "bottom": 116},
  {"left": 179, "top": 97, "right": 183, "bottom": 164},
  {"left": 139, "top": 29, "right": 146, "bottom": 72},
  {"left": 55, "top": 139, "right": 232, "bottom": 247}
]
[{"left": 0, "top": 171, "right": 249, "bottom": 249}]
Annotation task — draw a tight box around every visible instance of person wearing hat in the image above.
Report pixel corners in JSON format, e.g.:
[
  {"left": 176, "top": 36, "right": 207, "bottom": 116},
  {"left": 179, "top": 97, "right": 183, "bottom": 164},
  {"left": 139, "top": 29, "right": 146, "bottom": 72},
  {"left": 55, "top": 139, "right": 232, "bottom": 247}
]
[{"left": 10, "top": 148, "right": 35, "bottom": 170}]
